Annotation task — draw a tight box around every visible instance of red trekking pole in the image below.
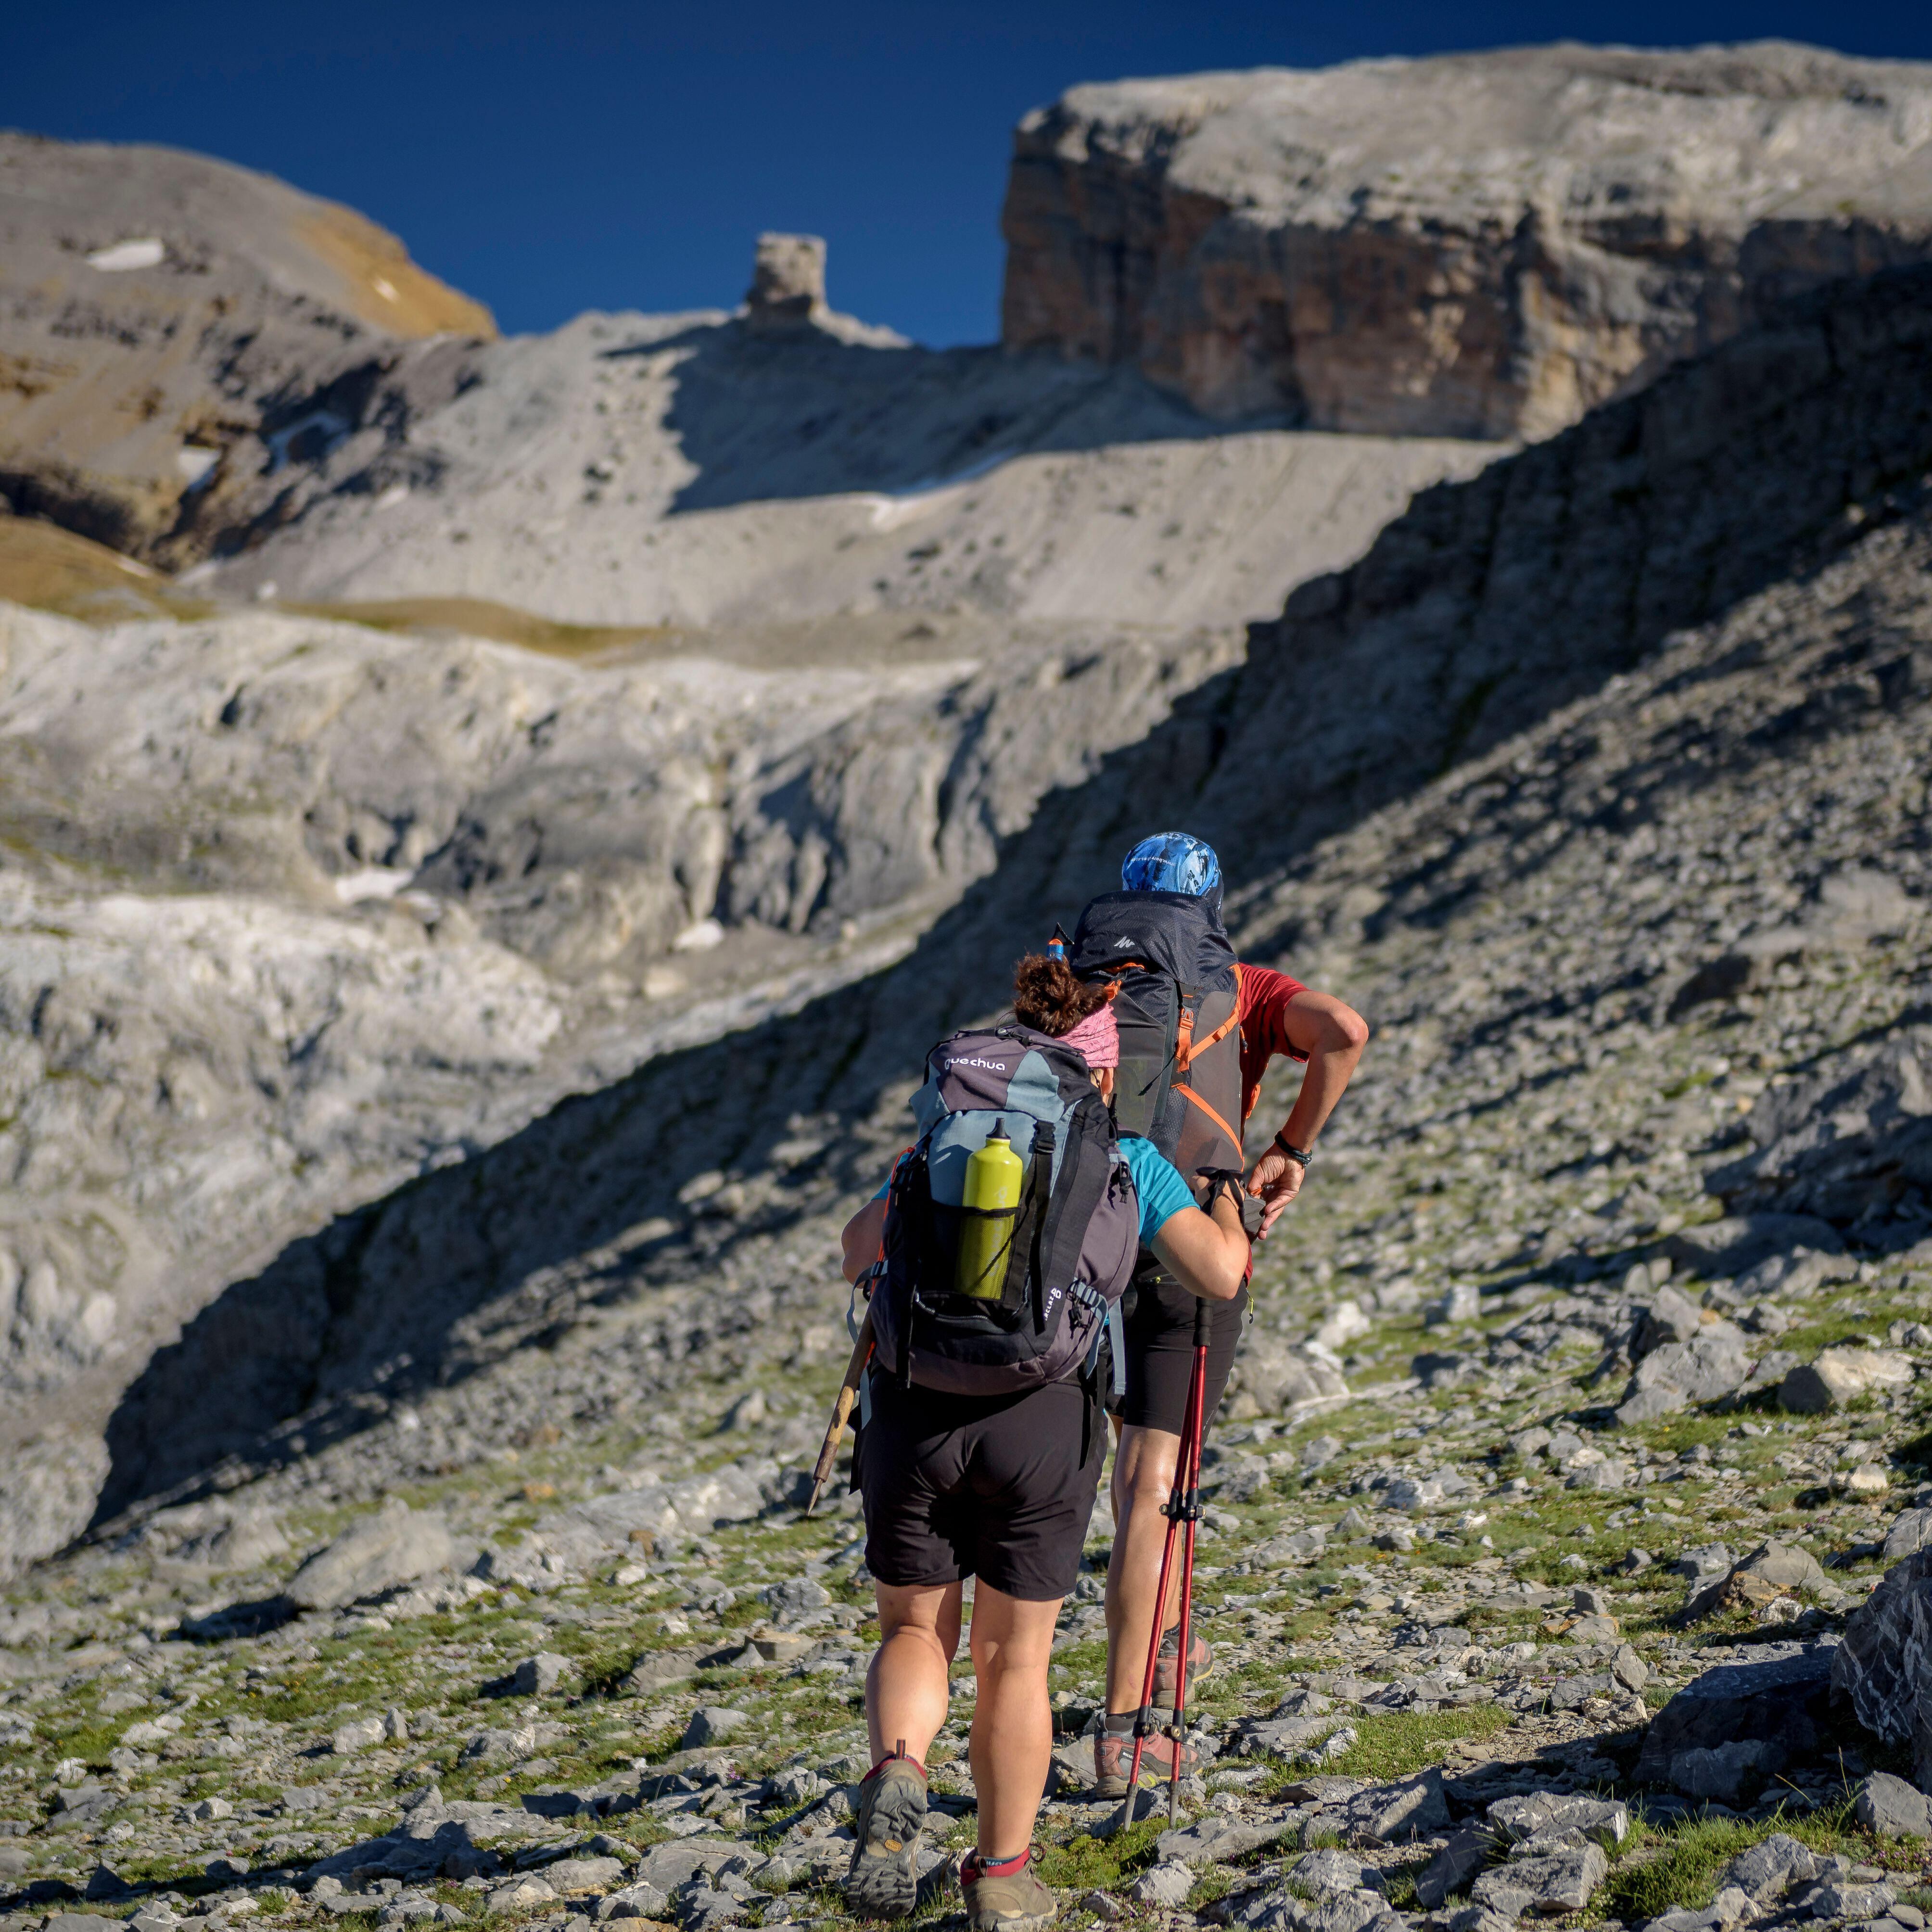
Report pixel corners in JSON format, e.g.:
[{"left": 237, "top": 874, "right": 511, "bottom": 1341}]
[{"left": 1118, "top": 1295, "right": 1210, "bottom": 1830}]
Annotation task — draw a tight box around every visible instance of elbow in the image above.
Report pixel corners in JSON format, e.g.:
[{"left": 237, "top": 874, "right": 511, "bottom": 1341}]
[
  {"left": 1209, "top": 1243, "right": 1248, "bottom": 1301},
  {"left": 1336, "top": 1007, "right": 1371, "bottom": 1055}
]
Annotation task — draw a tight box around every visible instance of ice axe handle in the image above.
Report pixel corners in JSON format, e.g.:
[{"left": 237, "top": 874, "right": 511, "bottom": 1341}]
[{"left": 802, "top": 1312, "right": 875, "bottom": 1517}]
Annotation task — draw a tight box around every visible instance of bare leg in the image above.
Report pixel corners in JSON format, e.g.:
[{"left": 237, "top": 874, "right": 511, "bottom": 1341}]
[
  {"left": 1105, "top": 1422, "right": 1184, "bottom": 1713},
  {"left": 966, "top": 1582, "right": 1064, "bottom": 1858},
  {"left": 866, "top": 1581, "right": 962, "bottom": 1765}
]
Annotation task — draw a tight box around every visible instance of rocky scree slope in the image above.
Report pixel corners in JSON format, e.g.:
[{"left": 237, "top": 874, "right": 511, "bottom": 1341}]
[
  {"left": 0, "top": 133, "right": 492, "bottom": 562},
  {"left": 1003, "top": 41, "right": 1932, "bottom": 436},
  {"left": 7, "top": 276, "right": 1932, "bottom": 1932},
  {"left": 5, "top": 260, "right": 1932, "bottom": 1581},
  {"left": 0, "top": 596, "right": 1232, "bottom": 1576},
  {"left": 175, "top": 305, "right": 1488, "bottom": 633}
]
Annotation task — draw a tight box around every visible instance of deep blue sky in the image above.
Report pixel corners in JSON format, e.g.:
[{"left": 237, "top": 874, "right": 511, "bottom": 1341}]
[{"left": 10, "top": 2, "right": 1932, "bottom": 345}]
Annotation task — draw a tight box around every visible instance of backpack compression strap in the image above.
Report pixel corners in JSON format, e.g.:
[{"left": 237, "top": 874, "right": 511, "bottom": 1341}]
[{"left": 1176, "top": 1006, "right": 1239, "bottom": 1072}]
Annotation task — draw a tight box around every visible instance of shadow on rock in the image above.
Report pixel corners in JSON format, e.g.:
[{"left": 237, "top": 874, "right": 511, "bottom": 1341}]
[{"left": 90, "top": 266, "right": 1932, "bottom": 1531}]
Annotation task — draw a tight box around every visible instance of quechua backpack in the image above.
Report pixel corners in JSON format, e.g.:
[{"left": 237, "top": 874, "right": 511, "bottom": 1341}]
[
  {"left": 1068, "top": 885, "right": 1244, "bottom": 1183},
  {"left": 869, "top": 1025, "right": 1139, "bottom": 1399}
]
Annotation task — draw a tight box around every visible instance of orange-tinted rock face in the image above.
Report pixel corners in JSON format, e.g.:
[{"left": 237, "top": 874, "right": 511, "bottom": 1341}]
[{"left": 1000, "top": 43, "right": 1932, "bottom": 438}]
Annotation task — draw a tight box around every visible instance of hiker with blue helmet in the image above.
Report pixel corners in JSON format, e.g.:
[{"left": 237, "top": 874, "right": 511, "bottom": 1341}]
[{"left": 1068, "top": 831, "right": 1369, "bottom": 1795}]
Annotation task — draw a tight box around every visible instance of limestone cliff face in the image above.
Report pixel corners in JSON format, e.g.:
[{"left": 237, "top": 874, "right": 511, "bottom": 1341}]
[{"left": 1000, "top": 42, "right": 1932, "bottom": 437}]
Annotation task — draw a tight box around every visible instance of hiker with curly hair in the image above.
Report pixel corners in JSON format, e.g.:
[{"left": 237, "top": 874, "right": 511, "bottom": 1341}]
[{"left": 836, "top": 956, "right": 1248, "bottom": 1931}]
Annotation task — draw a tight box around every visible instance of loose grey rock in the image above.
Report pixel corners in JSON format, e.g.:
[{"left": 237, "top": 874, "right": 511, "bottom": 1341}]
[
  {"left": 1833, "top": 1548, "right": 1932, "bottom": 1783},
  {"left": 1131, "top": 1860, "right": 1196, "bottom": 1908},
  {"left": 1635, "top": 1642, "right": 1836, "bottom": 1791},
  {"left": 509, "top": 1653, "right": 569, "bottom": 1697},
  {"left": 539, "top": 1857, "right": 626, "bottom": 1894},
  {"left": 680, "top": 1706, "right": 750, "bottom": 1750},
  {"left": 1416, "top": 1831, "right": 1490, "bottom": 1909},
  {"left": 1717, "top": 1833, "right": 1822, "bottom": 1906},
  {"left": 1336, "top": 1768, "right": 1451, "bottom": 1844},
  {"left": 286, "top": 1503, "right": 457, "bottom": 1611},
  {"left": 1487, "top": 1793, "right": 1628, "bottom": 1848},
  {"left": 1779, "top": 1347, "right": 1916, "bottom": 1412},
  {"left": 1856, "top": 1772, "right": 1932, "bottom": 1839},
  {"left": 1470, "top": 1842, "right": 1607, "bottom": 1919}
]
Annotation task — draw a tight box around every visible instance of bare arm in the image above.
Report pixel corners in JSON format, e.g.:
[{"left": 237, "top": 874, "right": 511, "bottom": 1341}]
[
  {"left": 840, "top": 1197, "right": 888, "bottom": 1284},
  {"left": 1149, "top": 1189, "right": 1249, "bottom": 1301},
  {"left": 1246, "top": 989, "right": 1370, "bottom": 1235}
]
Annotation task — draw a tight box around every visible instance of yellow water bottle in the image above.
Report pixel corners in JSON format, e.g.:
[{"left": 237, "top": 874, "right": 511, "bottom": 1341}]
[{"left": 957, "top": 1120, "right": 1025, "bottom": 1298}]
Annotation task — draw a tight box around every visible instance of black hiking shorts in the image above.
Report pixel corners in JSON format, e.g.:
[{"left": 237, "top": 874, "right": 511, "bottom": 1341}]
[
  {"left": 855, "top": 1374, "right": 1104, "bottom": 1602},
  {"left": 1119, "top": 1260, "right": 1250, "bottom": 1437}
]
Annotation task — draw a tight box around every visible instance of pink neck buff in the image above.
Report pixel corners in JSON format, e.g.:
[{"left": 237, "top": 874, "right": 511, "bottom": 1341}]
[{"left": 1059, "top": 1004, "right": 1119, "bottom": 1069}]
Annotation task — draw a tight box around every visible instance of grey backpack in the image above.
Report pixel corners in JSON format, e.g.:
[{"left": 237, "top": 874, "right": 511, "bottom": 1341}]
[{"left": 868, "top": 1025, "right": 1140, "bottom": 1400}]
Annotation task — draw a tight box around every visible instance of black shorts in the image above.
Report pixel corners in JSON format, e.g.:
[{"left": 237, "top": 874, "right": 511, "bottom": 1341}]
[
  {"left": 1119, "top": 1261, "right": 1250, "bottom": 1436},
  {"left": 855, "top": 1375, "right": 1104, "bottom": 1602}
]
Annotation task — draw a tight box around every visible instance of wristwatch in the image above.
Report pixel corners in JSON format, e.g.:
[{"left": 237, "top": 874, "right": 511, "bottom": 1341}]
[{"left": 1273, "top": 1131, "right": 1313, "bottom": 1168}]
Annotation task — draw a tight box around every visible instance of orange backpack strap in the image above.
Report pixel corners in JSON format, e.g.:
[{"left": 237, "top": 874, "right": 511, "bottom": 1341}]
[
  {"left": 1176, "top": 1006, "right": 1238, "bottom": 1072},
  {"left": 1176, "top": 1083, "right": 1242, "bottom": 1149}
]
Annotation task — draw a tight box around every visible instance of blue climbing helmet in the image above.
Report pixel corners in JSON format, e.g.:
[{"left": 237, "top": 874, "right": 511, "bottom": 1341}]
[{"left": 1121, "top": 832, "right": 1221, "bottom": 899}]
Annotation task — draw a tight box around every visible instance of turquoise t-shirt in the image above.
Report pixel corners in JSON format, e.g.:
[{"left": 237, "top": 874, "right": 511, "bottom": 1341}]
[
  {"left": 1118, "top": 1136, "right": 1198, "bottom": 1246},
  {"left": 873, "top": 1133, "right": 1197, "bottom": 1249}
]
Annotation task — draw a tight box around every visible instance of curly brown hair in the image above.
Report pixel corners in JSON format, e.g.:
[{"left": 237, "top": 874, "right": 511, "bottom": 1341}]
[{"left": 1012, "top": 953, "right": 1106, "bottom": 1037}]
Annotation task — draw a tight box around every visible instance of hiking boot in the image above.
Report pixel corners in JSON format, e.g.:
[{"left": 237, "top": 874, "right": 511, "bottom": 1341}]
[
  {"left": 1092, "top": 1721, "right": 1197, "bottom": 1798},
  {"left": 844, "top": 1751, "right": 928, "bottom": 1919},
  {"left": 961, "top": 1848, "right": 1057, "bottom": 1932},
  {"left": 1154, "top": 1625, "right": 1213, "bottom": 1706}
]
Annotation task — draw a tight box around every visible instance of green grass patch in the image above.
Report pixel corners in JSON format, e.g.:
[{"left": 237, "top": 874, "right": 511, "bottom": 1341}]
[
  {"left": 1258, "top": 1705, "right": 1511, "bottom": 1792},
  {"left": 1033, "top": 1817, "right": 1166, "bottom": 1892},
  {"left": 1602, "top": 1794, "right": 1921, "bottom": 1922}
]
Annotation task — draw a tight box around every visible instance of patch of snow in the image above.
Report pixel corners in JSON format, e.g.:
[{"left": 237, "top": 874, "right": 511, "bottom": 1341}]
[
  {"left": 376, "top": 484, "right": 410, "bottom": 510},
  {"left": 672, "top": 918, "right": 726, "bottom": 952},
  {"left": 86, "top": 238, "right": 165, "bottom": 272},
  {"left": 372, "top": 276, "right": 399, "bottom": 302},
  {"left": 863, "top": 450, "right": 1017, "bottom": 532},
  {"left": 334, "top": 868, "right": 416, "bottom": 905},
  {"left": 176, "top": 446, "right": 219, "bottom": 486}
]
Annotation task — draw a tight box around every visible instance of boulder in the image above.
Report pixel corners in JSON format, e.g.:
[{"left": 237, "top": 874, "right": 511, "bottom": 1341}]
[
  {"left": 1131, "top": 1861, "right": 1195, "bottom": 1909},
  {"left": 1664, "top": 1214, "right": 1843, "bottom": 1279},
  {"left": 1716, "top": 1833, "right": 1822, "bottom": 1906},
  {"left": 1155, "top": 1815, "right": 1295, "bottom": 1866},
  {"left": 509, "top": 1653, "right": 569, "bottom": 1698},
  {"left": 1634, "top": 1641, "right": 1836, "bottom": 1792},
  {"left": 1470, "top": 1842, "right": 1607, "bottom": 1919},
  {"left": 679, "top": 1706, "right": 749, "bottom": 1751},
  {"left": 1285, "top": 1851, "right": 1385, "bottom": 1900},
  {"left": 1633, "top": 1285, "right": 1705, "bottom": 1355},
  {"left": 1227, "top": 1336, "right": 1349, "bottom": 1420},
  {"left": 1615, "top": 1327, "right": 1753, "bottom": 1423},
  {"left": 1685, "top": 1539, "right": 1829, "bottom": 1619},
  {"left": 1832, "top": 1548, "right": 1932, "bottom": 1783},
  {"left": 541, "top": 1856, "right": 626, "bottom": 1894},
  {"left": 1711, "top": 1028, "right": 1932, "bottom": 1225},
  {"left": 1335, "top": 1769, "right": 1451, "bottom": 1844},
  {"left": 1854, "top": 1771, "right": 1932, "bottom": 1839},
  {"left": 1416, "top": 1831, "right": 1491, "bottom": 1910},
  {"left": 285, "top": 1503, "right": 456, "bottom": 1612},
  {"left": 1779, "top": 1347, "right": 1914, "bottom": 1412},
  {"left": 1487, "top": 1794, "right": 1628, "bottom": 1848},
  {"left": 1885, "top": 1508, "right": 1932, "bottom": 1563}
]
